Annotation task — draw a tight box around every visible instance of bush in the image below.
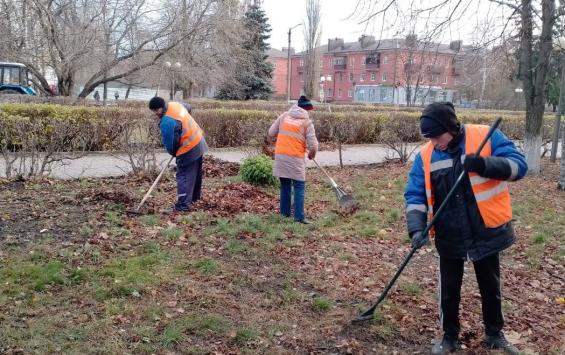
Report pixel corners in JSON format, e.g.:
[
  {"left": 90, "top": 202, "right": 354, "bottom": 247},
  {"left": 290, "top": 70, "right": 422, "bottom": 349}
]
[{"left": 239, "top": 154, "right": 277, "bottom": 186}]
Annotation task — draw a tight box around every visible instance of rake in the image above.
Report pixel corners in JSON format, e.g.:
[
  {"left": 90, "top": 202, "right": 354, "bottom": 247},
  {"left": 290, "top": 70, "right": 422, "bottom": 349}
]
[
  {"left": 352, "top": 117, "right": 503, "bottom": 323},
  {"left": 126, "top": 156, "right": 174, "bottom": 216},
  {"left": 312, "top": 159, "right": 358, "bottom": 211}
]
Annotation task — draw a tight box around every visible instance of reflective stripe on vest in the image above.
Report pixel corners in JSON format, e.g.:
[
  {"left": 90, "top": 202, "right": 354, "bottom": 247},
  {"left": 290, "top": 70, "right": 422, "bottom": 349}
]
[
  {"left": 274, "top": 115, "right": 308, "bottom": 158},
  {"left": 421, "top": 124, "right": 512, "bottom": 230},
  {"left": 164, "top": 102, "right": 203, "bottom": 156}
]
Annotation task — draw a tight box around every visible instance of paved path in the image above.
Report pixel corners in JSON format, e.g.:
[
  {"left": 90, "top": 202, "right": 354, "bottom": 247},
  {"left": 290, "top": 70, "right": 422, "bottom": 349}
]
[{"left": 0, "top": 142, "right": 561, "bottom": 179}]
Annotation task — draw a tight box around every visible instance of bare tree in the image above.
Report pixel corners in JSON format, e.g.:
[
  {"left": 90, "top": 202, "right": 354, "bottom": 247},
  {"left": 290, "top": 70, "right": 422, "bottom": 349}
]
[
  {"left": 303, "top": 0, "right": 322, "bottom": 99},
  {"left": 0, "top": 0, "right": 219, "bottom": 98},
  {"left": 355, "top": 0, "right": 563, "bottom": 175}
]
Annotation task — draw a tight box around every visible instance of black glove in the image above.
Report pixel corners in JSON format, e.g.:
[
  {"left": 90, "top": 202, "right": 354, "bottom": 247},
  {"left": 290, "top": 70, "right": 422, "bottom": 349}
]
[
  {"left": 464, "top": 156, "right": 486, "bottom": 175},
  {"left": 410, "top": 231, "right": 429, "bottom": 249}
]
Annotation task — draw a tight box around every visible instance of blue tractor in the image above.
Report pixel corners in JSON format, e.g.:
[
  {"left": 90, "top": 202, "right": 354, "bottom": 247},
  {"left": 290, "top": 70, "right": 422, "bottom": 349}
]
[{"left": 0, "top": 62, "right": 37, "bottom": 95}]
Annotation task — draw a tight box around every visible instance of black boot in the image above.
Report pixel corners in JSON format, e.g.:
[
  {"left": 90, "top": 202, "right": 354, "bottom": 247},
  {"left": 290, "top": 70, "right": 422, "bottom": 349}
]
[
  {"left": 432, "top": 334, "right": 459, "bottom": 354},
  {"left": 484, "top": 333, "right": 520, "bottom": 355}
]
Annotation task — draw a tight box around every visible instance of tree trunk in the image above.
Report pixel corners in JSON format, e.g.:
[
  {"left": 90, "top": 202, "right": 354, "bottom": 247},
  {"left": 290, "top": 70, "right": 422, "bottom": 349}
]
[
  {"left": 557, "top": 119, "right": 565, "bottom": 190},
  {"left": 103, "top": 81, "right": 108, "bottom": 106},
  {"left": 519, "top": 0, "right": 555, "bottom": 175},
  {"left": 125, "top": 85, "right": 131, "bottom": 100}
]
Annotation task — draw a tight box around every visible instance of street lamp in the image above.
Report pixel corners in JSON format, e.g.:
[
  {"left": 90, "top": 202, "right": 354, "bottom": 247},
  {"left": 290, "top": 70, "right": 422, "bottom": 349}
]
[
  {"left": 155, "top": 61, "right": 172, "bottom": 97},
  {"left": 172, "top": 62, "right": 181, "bottom": 100},
  {"left": 287, "top": 23, "right": 302, "bottom": 102},
  {"left": 320, "top": 75, "right": 331, "bottom": 104}
]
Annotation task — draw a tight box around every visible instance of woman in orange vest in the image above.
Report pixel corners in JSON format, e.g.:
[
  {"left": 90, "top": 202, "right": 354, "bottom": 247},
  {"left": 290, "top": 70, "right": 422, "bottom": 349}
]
[
  {"left": 149, "top": 97, "right": 207, "bottom": 214},
  {"left": 404, "top": 102, "right": 527, "bottom": 355},
  {"left": 268, "top": 96, "right": 319, "bottom": 224}
]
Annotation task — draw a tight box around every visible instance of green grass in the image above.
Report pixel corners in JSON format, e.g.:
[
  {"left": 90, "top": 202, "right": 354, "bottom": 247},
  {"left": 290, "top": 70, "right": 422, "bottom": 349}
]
[
  {"left": 161, "top": 313, "right": 230, "bottom": 346},
  {"left": 79, "top": 225, "right": 94, "bottom": 237},
  {"left": 180, "top": 211, "right": 211, "bottom": 226},
  {"left": 385, "top": 208, "right": 401, "bottom": 223},
  {"left": 142, "top": 214, "right": 160, "bottom": 226},
  {"left": 97, "top": 252, "right": 168, "bottom": 298},
  {"left": 234, "top": 327, "right": 259, "bottom": 346},
  {"left": 2, "top": 260, "right": 67, "bottom": 291},
  {"left": 160, "top": 227, "right": 184, "bottom": 240},
  {"left": 193, "top": 259, "right": 220, "bottom": 274},
  {"left": 104, "top": 210, "right": 123, "bottom": 226},
  {"left": 226, "top": 239, "right": 246, "bottom": 254},
  {"left": 312, "top": 296, "right": 332, "bottom": 312},
  {"left": 399, "top": 282, "right": 423, "bottom": 296}
]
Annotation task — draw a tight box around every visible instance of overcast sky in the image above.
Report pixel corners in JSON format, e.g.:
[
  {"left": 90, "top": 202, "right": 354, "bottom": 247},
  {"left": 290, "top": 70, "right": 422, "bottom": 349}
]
[{"left": 262, "top": 0, "right": 511, "bottom": 52}]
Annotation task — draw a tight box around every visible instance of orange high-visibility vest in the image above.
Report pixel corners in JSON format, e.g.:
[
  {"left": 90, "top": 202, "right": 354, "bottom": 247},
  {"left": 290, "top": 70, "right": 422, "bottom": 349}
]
[
  {"left": 164, "top": 102, "right": 203, "bottom": 156},
  {"left": 421, "top": 124, "right": 512, "bottom": 230},
  {"left": 274, "top": 115, "right": 310, "bottom": 158}
]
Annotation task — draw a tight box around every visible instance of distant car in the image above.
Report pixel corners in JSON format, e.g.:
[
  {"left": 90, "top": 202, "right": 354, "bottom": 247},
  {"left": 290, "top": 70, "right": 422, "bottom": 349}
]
[{"left": 0, "top": 62, "right": 37, "bottom": 95}]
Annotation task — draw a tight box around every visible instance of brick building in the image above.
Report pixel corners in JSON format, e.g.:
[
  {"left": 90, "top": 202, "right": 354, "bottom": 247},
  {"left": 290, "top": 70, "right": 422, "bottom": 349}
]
[
  {"left": 267, "top": 47, "right": 293, "bottom": 99},
  {"left": 289, "top": 35, "right": 466, "bottom": 105}
]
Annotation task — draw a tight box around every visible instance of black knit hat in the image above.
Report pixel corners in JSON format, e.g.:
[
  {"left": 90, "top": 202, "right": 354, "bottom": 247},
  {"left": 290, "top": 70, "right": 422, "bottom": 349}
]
[
  {"left": 420, "top": 102, "right": 460, "bottom": 138},
  {"left": 297, "top": 95, "right": 313, "bottom": 111},
  {"left": 149, "top": 96, "right": 166, "bottom": 110}
]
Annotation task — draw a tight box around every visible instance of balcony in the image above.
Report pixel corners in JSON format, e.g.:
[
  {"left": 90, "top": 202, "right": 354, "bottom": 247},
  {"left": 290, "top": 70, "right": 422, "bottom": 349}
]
[
  {"left": 297, "top": 66, "right": 304, "bottom": 72},
  {"left": 333, "top": 63, "right": 347, "bottom": 70},
  {"left": 366, "top": 62, "right": 380, "bottom": 69}
]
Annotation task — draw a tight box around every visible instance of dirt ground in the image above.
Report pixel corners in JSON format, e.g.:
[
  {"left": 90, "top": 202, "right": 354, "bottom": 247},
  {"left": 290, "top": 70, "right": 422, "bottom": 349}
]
[{"left": 0, "top": 158, "right": 563, "bottom": 354}]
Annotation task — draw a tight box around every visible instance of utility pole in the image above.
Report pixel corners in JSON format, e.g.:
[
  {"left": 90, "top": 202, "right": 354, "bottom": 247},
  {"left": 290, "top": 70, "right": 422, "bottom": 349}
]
[{"left": 287, "top": 24, "right": 302, "bottom": 101}]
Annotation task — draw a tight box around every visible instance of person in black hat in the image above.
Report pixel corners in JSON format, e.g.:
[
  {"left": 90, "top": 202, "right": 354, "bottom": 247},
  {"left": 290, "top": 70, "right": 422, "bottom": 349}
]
[
  {"left": 148, "top": 96, "right": 207, "bottom": 215},
  {"left": 268, "top": 95, "right": 318, "bottom": 224},
  {"left": 404, "top": 102, "right": 527, "bottom": 354}
]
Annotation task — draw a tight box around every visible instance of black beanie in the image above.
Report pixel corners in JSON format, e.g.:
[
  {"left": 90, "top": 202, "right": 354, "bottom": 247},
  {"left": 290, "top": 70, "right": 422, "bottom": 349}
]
[
  {"left": 420, "top": 102, "right": 460, "bottom": 138},
  {"left": 149, "top": 96, "right": 166, "bottom": 110},
  {"left": 297, "top": 95, "right": 313, "bottom": 111}
]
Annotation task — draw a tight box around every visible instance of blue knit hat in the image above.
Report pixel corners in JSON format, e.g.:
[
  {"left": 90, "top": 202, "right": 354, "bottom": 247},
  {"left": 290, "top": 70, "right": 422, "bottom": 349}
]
[{"left": 297, "top": 95, "right": 313, "bottom": 111}]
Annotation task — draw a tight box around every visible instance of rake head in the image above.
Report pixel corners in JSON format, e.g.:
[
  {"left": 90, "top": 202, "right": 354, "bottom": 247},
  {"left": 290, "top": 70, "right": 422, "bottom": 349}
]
[{"left": 335, "top": 187, "right": 359, "bottom": 212}]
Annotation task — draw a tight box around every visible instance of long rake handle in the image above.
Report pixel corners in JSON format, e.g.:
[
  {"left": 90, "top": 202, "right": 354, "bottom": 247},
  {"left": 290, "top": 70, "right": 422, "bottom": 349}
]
[
  {"left": 354, "top": 117, "right": 502, "bottom": 322},
  {"left": 312, "top": 159, "right": 338, "bottom": 188},
  {"left": 134, "top": 156, "right": 174, "bottom": 212}
]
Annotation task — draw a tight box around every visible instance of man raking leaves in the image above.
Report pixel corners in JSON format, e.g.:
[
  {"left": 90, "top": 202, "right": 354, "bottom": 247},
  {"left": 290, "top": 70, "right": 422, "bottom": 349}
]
[{"left": 355, "top": 102, "right": 527, "bottom": 355}]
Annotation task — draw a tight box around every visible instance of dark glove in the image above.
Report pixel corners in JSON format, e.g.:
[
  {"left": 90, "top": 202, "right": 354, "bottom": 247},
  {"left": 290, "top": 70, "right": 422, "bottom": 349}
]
[
  {"left": 410, "top": 231, "right": 429, "bottom": 249},
  {"left": 464, "top": 156, "right": 486, "bottom": 175}
]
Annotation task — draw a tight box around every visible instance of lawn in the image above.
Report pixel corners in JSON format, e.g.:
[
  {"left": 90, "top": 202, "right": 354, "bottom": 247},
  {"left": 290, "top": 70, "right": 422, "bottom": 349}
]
[{"left": 0, "top": 159, "right": 563, "bottom": 354}]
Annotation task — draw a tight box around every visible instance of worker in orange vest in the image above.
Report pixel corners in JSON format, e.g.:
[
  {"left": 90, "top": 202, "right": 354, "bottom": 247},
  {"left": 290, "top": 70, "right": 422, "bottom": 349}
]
[
  {"left": 405, "top": 102, "right": 527, "bottom": 355},
  {"left": 149, "top": 97, "right": 207, "bottom": 214},
  {"left": 268, "top": 96, "right": 318, "bottom": 224}
]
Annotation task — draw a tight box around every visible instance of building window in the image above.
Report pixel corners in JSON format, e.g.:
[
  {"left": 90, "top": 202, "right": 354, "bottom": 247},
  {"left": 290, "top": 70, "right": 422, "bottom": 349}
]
[
  {"left": 338, "top": 88, "right": 343, "bottom": 98},
  {"left": 443, "top": 76, "right": 447, "bottom": 84},
  {"left": 299, "top": 59, "right": 304, "bottom": 66},
  {"left": 371, "top": 72, "right": 376, "bottom": 81},
  {"left": 273, "top": 63, "right": 277, "bottom": 69},
  {"left": 333, "top": 57, "right": 346, "bottom": 65},
  {"left": 348, "top": 89, "right": 353, "bottom": 97},
  {"left": 360, "top": 73, "right": 365, "bottom": 82},
  {"left": 300, "top": 73, "right": 304, "bottom": 82},
  {"left": 327, "top": 88, "right": 333, "bottom": 97},
  {"left": 350, "top": 56, "right": 355, "bottom": 68},
  {"left": 383, "top": 55, "right": 388, "bottom": 64},
  {"left": 328, "top": 58, "right": 332, "bottom": 67},
  {"left": 382, "top": 72, "right": 387, "bottom": 81},
  {"left": 349, "top": 72, "right": 354, "bottom": 81},
  {"left": 361, "top": 56, "right": 366, "bottom": 66},
  {"left": 319, "top": 60, "right": 323, "bottom": 68}
]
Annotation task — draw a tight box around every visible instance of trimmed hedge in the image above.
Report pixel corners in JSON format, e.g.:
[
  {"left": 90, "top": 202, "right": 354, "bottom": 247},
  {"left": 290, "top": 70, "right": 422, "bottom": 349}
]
[{"left": 0, "top": 103, "right": 556, "bottom": 152}]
